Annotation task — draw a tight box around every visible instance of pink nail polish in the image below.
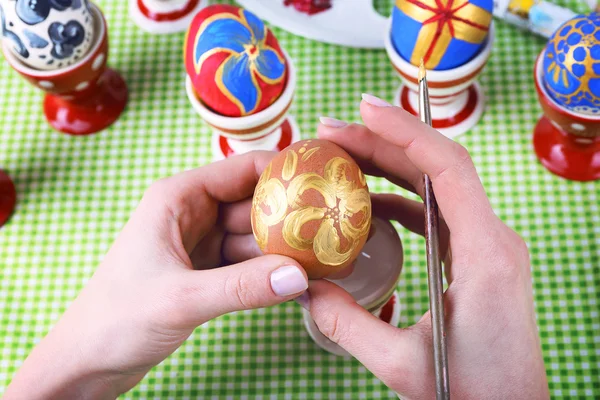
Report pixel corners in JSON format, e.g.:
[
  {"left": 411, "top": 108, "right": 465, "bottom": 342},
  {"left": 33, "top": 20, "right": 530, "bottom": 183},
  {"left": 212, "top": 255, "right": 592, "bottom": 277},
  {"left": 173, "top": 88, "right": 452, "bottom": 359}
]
[
  {"left": 319, "top": 116, "right": 348, "bottom": 128},
  {"left": 271, "top": 265, "right": 308, "bottom": 297},
  {"left": 361, "top": 93, "right": 392, "bottom": 108}
]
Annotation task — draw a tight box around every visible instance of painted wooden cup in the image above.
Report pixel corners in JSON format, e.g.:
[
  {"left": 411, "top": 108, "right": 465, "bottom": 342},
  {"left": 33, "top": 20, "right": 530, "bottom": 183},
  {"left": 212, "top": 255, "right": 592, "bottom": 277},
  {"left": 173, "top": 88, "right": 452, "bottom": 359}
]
[
  {"left": 384, "top": 20, "right": 495, "bottom": 139},
  {"left": 0, "top": 0, "right": 95, "bottom": 70},
  {"left": 533, "top": 51, "right": 600, "bottom": 181},
  {"left": 129, "top": 0, "right": 206, "bottom": 34},
  {"left": 302, "top": 217, "right": 403, "bottom": 356},
  {"left": 0, "top": 169, "right": 16, "bottom": 228},
  {"left": 186, "top": 50, "right": 299, "bottom": 160},
  {"left": 2, "top": 3, "right": 128, "bottom": 135}
]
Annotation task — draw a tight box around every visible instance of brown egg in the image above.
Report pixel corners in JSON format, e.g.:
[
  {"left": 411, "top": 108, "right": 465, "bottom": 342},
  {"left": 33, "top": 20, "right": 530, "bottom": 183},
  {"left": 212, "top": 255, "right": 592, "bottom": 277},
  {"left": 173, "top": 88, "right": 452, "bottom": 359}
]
[{"left": 251, "top": 139, "right": 372, "bottom": 279}]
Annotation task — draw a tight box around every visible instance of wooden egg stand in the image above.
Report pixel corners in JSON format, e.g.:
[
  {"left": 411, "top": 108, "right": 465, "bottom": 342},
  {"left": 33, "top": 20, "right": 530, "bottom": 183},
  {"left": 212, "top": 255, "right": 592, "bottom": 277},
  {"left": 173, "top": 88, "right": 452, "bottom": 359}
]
[
  {"left": 186, "top": 50, "right": 300, "bottom": 161},
  {"left": 384, "top": 21, "right": 495, "bottom": 139},
  {"left": 302, "top": 218, "right": 403, "bottom": 356},
  {"left": 2, "top": 3, "right": 128, "bottom": 136},
  {"left": 129, "top": 0, "right": 206, "bottom": 34},
  {"left": 533, "top": 53, "right": 600, "bottom": 182},
  {"left": 0, "top": 170, "right": 16, "bottom": 228}
]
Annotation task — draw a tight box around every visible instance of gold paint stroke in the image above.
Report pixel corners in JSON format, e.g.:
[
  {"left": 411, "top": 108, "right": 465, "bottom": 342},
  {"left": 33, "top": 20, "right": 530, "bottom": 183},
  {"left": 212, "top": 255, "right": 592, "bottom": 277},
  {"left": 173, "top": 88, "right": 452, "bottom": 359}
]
[
  {"left": 252, "top": 163, "right": 287, "bottom": 249},
  {"left": 282, "top": 150, "right": 298, "bottom": 181},
  {"left": 253, "top": 154, "right": 372, "bottom": 267}
]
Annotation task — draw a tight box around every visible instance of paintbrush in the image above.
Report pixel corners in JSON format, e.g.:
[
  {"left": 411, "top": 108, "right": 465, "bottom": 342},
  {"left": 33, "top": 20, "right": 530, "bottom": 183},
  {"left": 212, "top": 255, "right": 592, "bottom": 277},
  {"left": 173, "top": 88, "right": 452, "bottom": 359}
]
[{"left": 418, "top": 60, "right": 450, "bottom": 400}]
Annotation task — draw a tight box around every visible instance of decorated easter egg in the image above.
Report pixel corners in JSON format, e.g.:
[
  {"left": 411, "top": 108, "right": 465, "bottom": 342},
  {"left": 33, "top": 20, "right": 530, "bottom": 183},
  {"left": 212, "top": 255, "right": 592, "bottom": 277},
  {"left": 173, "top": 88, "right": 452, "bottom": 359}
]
[
  {"left": 0, "top": 0, "right": 94, "bottom": 70},
  {"left": 542, "top": 12, "right": 600, "bottom": 116},
  {"left": 184, "top": 5, "right": 288, "bottom": 117},
  {"left": 391, "top": 0, "right": 493, "bottom": 70},
  {"left": 251, "top": 139, "right": 372, "bottom": 279}
]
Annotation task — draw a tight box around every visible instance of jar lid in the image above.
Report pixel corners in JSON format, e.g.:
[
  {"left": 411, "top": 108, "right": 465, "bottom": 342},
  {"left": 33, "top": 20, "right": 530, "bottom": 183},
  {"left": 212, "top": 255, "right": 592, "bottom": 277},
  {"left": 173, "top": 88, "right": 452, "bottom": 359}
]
[{"left": 328, "top": 217, "right": 403, "bottom": 311}]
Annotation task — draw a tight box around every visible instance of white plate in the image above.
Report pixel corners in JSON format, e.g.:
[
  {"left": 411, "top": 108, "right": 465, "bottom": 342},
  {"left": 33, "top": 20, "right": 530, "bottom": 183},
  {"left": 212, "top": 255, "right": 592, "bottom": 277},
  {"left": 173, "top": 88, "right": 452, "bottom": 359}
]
[{"left": 236, "top": 0, "right": 388, "bottom": 48}]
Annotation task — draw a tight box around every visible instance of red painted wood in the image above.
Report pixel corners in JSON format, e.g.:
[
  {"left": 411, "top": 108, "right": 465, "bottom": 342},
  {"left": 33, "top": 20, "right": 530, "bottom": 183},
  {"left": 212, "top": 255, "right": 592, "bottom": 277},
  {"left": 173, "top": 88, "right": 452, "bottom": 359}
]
[
  {"left": 43, "top": 69, "right": 128, "bottom": 136},
  {"left": 533, "top": 117, "right": 600, "bottom": 182},
  {"left": 378, "top": 295, "right": 396, "bottom": 324},
  {"left": 138, "top": 0, "right": 200, "bottom": 22},
  {"left": 400, "top": 85, "right": 478, "bottom": 129},
  {"left": 219, "top": 119, "right": 294, "bottom": 158},
  {"left": 0, "top": 169, "right": 16, "bottom": 228}
]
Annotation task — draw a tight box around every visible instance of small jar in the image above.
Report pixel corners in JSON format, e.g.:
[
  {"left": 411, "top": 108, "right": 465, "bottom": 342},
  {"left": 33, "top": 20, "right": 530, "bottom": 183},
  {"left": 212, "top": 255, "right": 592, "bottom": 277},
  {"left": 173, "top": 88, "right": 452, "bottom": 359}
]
[{"left": 302, "top": 217, "right": 404, "bottom": 356}]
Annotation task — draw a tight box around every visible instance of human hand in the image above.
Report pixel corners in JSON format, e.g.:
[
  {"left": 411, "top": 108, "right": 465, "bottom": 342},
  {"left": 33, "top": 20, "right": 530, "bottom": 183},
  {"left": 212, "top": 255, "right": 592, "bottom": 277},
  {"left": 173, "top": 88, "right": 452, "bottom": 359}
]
[
  {"left": 308, "top": 95, "right": 549, "bottom": 399},
  {"left": 4, "top": 152, "right": 310, "bottom": 400}
]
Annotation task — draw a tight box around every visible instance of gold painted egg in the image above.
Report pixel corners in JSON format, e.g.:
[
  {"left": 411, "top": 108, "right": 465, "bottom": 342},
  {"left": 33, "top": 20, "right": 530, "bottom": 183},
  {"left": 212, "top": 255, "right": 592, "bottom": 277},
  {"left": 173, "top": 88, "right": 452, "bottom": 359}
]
[{"left": 251, "top": 139, "right": 372, "bottom": 279}]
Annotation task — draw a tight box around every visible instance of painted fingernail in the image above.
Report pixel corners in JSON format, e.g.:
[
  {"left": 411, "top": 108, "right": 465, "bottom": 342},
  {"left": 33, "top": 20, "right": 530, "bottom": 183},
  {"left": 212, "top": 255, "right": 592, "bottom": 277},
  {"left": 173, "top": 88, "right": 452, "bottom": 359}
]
[
  {"left": 271, "top": 265, "right": 308, "bottom": 297},
  {"left": 319, "top": 116, "right": 348, "bottom": 128},
  {"left": 294, "top": 291, "right": 310, "bottom": 311},
  {"left": 361, "top": 93, "right": 392, "bottom": 108}
]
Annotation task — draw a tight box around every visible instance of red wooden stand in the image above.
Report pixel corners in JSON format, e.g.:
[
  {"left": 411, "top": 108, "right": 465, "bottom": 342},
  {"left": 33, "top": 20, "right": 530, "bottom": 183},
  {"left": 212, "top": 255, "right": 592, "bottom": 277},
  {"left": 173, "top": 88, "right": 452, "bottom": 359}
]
[
  {"left": 43, "top": 69, "right": 128, "bottom": 136},
  {"left": 533, "top": 117, "right": 600, "bottom": 182},
  {"left": 0, "top": 170, "right": 16, "bottom": 228}
]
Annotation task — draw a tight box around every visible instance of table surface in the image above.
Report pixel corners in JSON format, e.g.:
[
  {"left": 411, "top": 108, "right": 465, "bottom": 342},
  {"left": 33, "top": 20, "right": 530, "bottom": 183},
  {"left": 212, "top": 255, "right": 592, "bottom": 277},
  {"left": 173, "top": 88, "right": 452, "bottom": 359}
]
[{"left": 1, "top": 0, "right": 599, "bottom": 398}]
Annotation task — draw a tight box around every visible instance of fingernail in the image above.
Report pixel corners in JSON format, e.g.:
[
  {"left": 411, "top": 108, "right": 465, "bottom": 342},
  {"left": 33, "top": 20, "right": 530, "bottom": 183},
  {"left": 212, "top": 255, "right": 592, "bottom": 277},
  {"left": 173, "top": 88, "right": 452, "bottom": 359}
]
[
  {"left": 271, "top": 265, "right": 308, "bottom": 297},
  {"left": 319, "top": 116, "right": 348, "bottom": 128},
  {"left": 361, "top": 93, "right": 392, "bottom": 108},
  {"left": 294, "top": 291, "right": 310, "bottom": 310}
]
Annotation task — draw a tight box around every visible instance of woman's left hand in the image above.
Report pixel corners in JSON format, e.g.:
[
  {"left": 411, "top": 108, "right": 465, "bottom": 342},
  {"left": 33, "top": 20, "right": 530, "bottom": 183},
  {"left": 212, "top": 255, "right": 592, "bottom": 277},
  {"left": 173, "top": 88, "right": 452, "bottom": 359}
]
[{"left": 4, "top": 152, "right": 309, "bottom": 400}]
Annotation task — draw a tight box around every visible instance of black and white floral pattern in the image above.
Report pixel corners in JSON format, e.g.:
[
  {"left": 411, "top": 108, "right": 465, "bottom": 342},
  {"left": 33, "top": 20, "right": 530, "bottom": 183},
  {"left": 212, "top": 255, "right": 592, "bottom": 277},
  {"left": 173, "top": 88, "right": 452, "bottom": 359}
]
[{"left": 0, "top": 0, "right": 93, "bottom": 69}]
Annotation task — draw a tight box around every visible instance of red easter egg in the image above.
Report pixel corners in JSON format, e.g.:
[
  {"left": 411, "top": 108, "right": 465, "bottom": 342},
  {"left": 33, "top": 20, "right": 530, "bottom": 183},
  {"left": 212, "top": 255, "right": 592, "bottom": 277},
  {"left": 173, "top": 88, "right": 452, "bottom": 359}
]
[{"left": 184, "top": 5, "right": 288, "bottom": 117}]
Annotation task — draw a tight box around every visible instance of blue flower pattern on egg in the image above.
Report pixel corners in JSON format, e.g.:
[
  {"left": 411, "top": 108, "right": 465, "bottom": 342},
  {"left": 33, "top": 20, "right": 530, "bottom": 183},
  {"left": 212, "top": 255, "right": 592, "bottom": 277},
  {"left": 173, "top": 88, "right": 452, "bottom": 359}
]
[
  {"left": 192, "top": 9, "right": 286, "bottom": 115},
  {"left": 543, "top": 12, "right": 600, "bottom": 115},
  {"left": 1, "top": 0, "right": 93, "bottom": 70}
]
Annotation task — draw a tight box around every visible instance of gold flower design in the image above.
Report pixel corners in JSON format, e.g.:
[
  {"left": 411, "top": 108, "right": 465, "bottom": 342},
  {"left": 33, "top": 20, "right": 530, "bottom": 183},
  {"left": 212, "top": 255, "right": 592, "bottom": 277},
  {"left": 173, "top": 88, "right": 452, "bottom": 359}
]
[
  {"left": 252, "top": 147, "right": 371, "bottom": 267},
  {"left": 251, "top": 162, "right": 287, "bottom": 250}
]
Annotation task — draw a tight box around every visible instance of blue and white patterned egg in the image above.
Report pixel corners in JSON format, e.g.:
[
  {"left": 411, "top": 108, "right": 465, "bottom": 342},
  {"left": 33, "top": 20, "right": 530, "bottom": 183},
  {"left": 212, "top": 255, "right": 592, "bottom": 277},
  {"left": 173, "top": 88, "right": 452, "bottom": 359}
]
[
  {"left": 542, "top": 12, "right": 600, "bottom": 115},
  {"left": 0, "top": 0, "right": 95, "bottom": 70}
]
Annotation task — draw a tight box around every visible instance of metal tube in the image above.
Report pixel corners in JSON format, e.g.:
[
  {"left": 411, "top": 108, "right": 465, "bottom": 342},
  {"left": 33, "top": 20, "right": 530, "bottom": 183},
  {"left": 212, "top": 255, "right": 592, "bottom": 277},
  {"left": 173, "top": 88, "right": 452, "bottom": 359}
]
[{"left": 418, "top": 62, "right": 450, "bottom": 400}]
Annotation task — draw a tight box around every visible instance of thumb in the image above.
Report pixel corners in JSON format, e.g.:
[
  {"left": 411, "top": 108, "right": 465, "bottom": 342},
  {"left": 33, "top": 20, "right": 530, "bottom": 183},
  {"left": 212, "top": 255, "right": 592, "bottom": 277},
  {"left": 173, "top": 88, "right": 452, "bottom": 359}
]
[
  {"left": 180, "top": 255, "right": 308, "bottom": 323},
  {"left": 305, "top": 280, "right": 430, "bottom": 399}
]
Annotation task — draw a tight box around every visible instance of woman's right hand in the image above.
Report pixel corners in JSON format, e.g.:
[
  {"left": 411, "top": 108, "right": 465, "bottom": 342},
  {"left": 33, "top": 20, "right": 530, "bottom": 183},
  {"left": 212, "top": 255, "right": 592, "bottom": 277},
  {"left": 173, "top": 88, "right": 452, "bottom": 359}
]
[{"left": 303, "top": 95, "right": 549, "bottom": 399}]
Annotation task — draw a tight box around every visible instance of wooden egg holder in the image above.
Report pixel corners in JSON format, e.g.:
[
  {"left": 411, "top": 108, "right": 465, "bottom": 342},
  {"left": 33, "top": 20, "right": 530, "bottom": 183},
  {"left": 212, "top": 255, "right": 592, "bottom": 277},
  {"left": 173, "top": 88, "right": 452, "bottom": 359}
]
[
  {"left": 129, "top": 0, "right": 206, "bottom": 34},
  {"left": 302, "top": 218, "right": 404, "bottom": 356},
  {"left": 186, "top": 51, "right": 300, "bottom": 160},
  {"left": 533, "top": 52, "right": 600, "bottom": 182},
  {"left": 2, "top": 4, "right": 128, "bottom": 136},
  {"left": 384, "top": 21, "right": 495, "bottom": 139}
]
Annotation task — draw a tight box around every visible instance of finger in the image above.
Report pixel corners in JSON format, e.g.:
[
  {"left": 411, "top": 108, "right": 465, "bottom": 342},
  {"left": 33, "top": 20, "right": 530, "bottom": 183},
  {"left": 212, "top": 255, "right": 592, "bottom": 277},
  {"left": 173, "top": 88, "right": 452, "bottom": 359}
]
[
  {"left": 371, "top": 193, "right": 425, "bottom": 237},
  {"left": 359, "top": 99, "right": 498, "bottom": 236},
  {"left": 371, "top": 193, "right": 451, "bottom": 267},
  {"left": 136, "top": 151, "right": 276, "bottom": 254},
  {"left": 189, "top": 225, "right": 225, "bottom": 269},
  {"left": 221, "top": 198, "right": 253, "bottom": 234},
  {"left": 222, "top": 233, "right": 262, "bottom": 264},
  {"left": 176, "top": 255, "right": 308, "bottom": 325},
  {"left": 317, "top": 123, "right": 424, "bottom": 196},
  {"left": 306, "top": 280, "right": 430, "bottom": 398}
]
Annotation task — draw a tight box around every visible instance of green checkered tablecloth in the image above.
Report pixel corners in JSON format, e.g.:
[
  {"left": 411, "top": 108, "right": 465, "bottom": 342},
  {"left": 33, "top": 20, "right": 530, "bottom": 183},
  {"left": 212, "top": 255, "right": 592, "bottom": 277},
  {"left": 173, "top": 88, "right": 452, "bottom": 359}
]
[{"left": 1, "top": 0, "right": 599, "bottom": 398}]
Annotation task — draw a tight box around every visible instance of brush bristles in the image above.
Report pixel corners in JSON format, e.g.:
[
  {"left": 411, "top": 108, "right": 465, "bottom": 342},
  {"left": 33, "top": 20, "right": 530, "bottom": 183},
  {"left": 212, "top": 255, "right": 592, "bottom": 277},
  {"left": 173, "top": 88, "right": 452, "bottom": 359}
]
[{"left": 418, "top": 58, "right": 426, "bottom": 82}]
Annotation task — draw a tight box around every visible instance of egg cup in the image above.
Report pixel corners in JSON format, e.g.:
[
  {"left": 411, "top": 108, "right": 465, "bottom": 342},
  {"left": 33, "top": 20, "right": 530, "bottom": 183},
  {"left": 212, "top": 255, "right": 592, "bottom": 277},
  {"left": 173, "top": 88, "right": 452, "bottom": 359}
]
[
  {"left": 0, "top": 169, "right": 16, "bottom": 228},
  {"left": 384, "top": 21, "right": 495, "bottom": 139},
  {"left": 186, "top": 51, "right": 300, "bottom": 161},
  {"left": 533, "top": 52, "right": 600, "bottom": 182},
  {"left": 129, "top": 0, "right": 206, "bottom": 34},
  {"left": 2, "top": 4, "right": 128, "bottom": 136},
  {"left": 302, "top": 217, "right": 403, "bottom": 356}
]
